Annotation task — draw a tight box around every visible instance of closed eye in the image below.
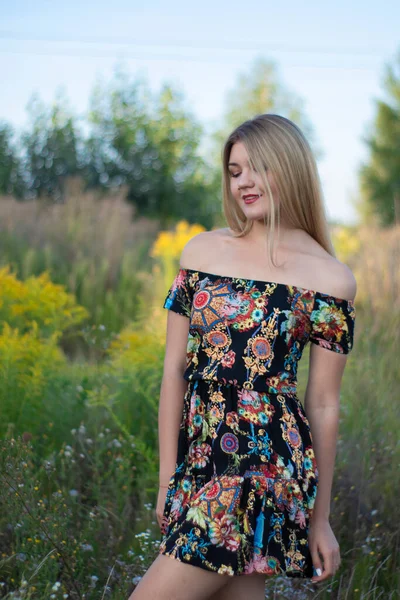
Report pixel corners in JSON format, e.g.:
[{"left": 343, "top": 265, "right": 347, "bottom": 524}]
[{"left": 229, "top": 173, "right": 240, "bottom": 178}]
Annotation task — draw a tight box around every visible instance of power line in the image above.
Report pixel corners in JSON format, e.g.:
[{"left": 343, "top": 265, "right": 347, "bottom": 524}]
[
  {"left": 0, "top": 47, "right": 378, "bottom": 72},
  {"left": 0, "top": 30, "right": 392, "bottom": 58}
]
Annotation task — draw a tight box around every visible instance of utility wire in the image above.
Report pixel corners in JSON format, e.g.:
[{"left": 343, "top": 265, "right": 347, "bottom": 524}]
[
  {"left": 0, "top": 47, "right": 378, "bottom": 71},
  {"left": 0, "top": 30, "right": 391, "bottom": 58}
]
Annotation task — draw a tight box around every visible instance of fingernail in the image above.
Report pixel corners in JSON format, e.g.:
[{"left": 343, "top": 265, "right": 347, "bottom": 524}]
[{"left": 316, "top": 568, "right": 322, "bottom": 576}]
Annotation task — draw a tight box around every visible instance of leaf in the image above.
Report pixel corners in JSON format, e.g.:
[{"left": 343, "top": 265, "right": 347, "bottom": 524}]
[{"left": 186, "top": 507, "right": 207, "bottom": 530}]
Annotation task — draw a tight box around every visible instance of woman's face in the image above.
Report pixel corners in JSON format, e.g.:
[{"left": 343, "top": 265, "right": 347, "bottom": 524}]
[{"left": 228, "top": 141, "right": 279, "bottom": 220}]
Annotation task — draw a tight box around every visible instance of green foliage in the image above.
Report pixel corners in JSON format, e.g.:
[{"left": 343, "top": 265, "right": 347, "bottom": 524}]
[
  {"left": 0, "top": 189, "right": 158, "bottom": 343},
  {"left": 0, "top": 267, "right": 89, "bottom": 434},
  {"left": 290, "top": 306, "right": 400, "bottom": 599},
  {"left": 331, "top": 224, "right": 362, "bottom": 263},
  {"left": 0, "top": 122, "right": 24, "bottom": 197},
  {"left": 208, "top": 57, "right": 322, "bottom": 178},
  {"left": 0, "top": 56, "right": 328, "bottom": 228},
  {"left": 0, "top": 429, "right": 158, "bottom": 599},
  {"left": 0, "top": 68, "right": 218, "bottom": 227},
  {"left": 21, "top": 91, "right": 85, "bottom": 202},
  {"left": 0, "top": 200, "right": 398, "bottom": 596},
  {"left": 0, "top": 266, "right": 88, "bottom": 337},
  {"left": 0, "top": 322, "right": 66, "bottom": 434},
  {"left": 85, "top": 69, "right": 215, "bottom": 226},
  {"left": 1, "top": 299, "right": 397, "bottom": 599},
  {"left": 359, "top": 49, "right": 400, "bottom": 226}
]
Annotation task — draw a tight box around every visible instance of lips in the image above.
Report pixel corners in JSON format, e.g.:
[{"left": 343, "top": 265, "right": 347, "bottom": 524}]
[{"left": 243, "top": 194, "right": 261, "bottom": 204}]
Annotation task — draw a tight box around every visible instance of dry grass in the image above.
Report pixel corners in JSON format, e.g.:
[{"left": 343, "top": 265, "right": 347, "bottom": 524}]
[{"left": 0, "top": 177, "right": 159, "bottom": 287}]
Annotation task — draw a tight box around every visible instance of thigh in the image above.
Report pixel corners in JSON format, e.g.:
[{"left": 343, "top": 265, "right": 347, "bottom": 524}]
[
  {"left": 208, "top": 572, "right": 266, "bottom": 600},
  {"left": 128, "top": 553, "right": 232, "bottom": 600}
]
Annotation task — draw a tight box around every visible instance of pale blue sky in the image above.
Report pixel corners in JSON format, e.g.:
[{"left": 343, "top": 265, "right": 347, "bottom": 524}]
[{"left": 1, "top": 0, "right": 399, "bottom": 224}]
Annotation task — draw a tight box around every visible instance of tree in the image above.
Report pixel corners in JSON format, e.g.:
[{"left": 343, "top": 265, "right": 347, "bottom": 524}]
[
  {"left": 358, "top": 48, "right": 400, "bottom": 226},
  {"left": 201, "top": 57, "right": 322, "bottom": 228},
  {"left": 0, "top": 122, "right": 24, "bottom": 198},
  {"left": 21, "top": 89, "right": 84, "bottom": 202},
  {"left": 207, "top": 57, "right": 321, "bottom": 172},
  {"left": 84, "top": 68, "right": 215, "bottom": 227}
]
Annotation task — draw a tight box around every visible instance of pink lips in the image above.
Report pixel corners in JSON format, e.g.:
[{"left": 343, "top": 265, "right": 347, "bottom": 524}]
[{"left": 243, "top": 194, "right": 260, "bottom": 204}]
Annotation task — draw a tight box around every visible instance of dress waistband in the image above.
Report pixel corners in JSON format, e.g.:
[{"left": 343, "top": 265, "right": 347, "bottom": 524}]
[{"left": 185, "top": 374, "right": 298, "bottom": 397}]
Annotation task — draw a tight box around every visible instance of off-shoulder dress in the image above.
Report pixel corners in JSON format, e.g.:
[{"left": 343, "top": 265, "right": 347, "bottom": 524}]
[{"left": 158, "top": 267, "right": 356, "bottom": 578}]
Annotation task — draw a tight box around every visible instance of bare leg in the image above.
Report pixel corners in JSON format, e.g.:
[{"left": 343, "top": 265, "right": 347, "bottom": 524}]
[
  {"left": 128, "top": 553, "right": 232, "bottom": 600},
  {"left": 208, "top": 572, "right": 266, "bottom": 600}
]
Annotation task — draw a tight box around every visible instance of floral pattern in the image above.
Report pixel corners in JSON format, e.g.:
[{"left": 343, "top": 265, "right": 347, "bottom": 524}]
[{"left": 159, "top": 267, "right": 356, "bottom": 578}]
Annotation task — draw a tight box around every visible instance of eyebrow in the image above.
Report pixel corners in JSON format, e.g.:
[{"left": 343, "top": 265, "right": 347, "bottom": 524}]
[{"left": 228, "top": 161, "right": 248, "bottom": 167}]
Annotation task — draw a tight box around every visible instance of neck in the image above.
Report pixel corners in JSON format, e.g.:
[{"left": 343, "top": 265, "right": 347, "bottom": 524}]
[{"left": 244, "top": 218, "right": 298, "bottom": 245}]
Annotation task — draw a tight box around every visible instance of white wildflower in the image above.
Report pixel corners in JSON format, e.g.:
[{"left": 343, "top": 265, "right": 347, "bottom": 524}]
[{"left": 81, "top": 543, "right": 93, "bottom": 552}]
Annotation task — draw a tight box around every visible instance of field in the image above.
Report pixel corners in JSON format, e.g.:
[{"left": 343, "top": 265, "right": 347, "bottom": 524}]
[{"left": 0, "top": 189, "right": 398, "bottom": 599}]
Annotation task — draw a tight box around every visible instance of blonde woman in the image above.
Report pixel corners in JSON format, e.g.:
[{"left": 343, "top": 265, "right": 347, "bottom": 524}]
[{"left": 129, "top": 114, "right": 356, "bottom": 600}]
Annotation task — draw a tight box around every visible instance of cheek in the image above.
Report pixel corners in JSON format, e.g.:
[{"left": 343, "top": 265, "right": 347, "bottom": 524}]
[
  {"left": 230, "top": 180, "right": 239, "bottom": 197},
  {"left": 255, "top": 174, "right": 267, "bottom": 194},
  {"left": 263, "top": 179, "right": 278, "bottom": 203}
]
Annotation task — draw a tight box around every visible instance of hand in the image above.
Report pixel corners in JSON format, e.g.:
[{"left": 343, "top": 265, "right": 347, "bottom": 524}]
[
  {"left": 308, "top": 517, "right": 341, "bottom": 583},
  {"left": 156, "top": 485, "right": 170, "bottom": 535}
]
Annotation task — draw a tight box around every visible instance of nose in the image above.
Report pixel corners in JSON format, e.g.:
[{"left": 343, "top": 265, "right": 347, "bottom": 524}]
[{"left": 237, "top": 170, "right": 255, "bottom": 189}]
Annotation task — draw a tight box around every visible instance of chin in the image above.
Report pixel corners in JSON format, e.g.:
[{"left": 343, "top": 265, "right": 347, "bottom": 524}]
[{"left": 245, "top": 210, "right": 269, "bottom": 219}]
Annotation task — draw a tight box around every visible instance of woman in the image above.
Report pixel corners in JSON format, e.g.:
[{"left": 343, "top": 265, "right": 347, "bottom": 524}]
[{"left": 129, "top": 114, "right": 356, "bottom": 600}]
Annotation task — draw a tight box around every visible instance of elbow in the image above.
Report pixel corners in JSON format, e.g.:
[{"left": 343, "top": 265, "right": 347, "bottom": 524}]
[
  {"left": 162, "top": 362, "right": 187, "bottom": 381},
  {"left": 304, "top": 389, "right": 341, "bottom": 412},
  {"left": 163, "top": 352, "right": 187, "bottom": 380}
]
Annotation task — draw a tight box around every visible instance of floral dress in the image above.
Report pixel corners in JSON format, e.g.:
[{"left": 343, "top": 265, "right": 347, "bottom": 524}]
[{"left": 158, "top": 267, "right": 356, "bottom": 578}]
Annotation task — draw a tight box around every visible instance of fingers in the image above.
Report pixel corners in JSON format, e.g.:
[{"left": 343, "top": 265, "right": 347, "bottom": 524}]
[
  {"left": 156, "top": 488, "right": 169, "bottom": 533},
  {"left": 333, "top": 549, "right": 341, "bottom": 572},
  {"left": 160, "top": 515, "right": 169, "bottom": 535},
  {"left": 310, "top": 546, "right": 323, "bottom": 583},
  {"left": 156, "top": 505, "right": 168, "bottom": 535},
  {"left": 311, "top": 546, "right": 341, "bottom": 583}
]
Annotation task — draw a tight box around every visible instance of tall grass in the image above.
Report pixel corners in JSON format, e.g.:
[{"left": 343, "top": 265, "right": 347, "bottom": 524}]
[
  {"left": 0, "top": 189, "right": 398, "bottom": 598},
  {"left": 0, "top": 178, "right": 160, "bottom": 343},
  {"left": 290, "top": 223, "right": 400, "bottom": 598}
]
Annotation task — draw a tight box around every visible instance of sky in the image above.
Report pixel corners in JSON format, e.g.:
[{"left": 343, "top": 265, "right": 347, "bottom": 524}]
[{"left": 1, "top": 0, "right": 399, "bottom": 225}]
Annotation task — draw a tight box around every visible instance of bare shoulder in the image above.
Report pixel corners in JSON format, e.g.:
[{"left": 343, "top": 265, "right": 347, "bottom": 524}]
[
  {"left": 299, "top": 230, "right": 357, "bottom": 301},
  {"left": 323, "top": 257, "right": 357, "bottom": 301},
  {"left": 179, "top": 228, "right": 225, "bottom": 270}
]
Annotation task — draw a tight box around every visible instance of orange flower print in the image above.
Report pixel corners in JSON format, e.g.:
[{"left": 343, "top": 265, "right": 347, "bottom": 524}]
[
  {"left": 188, "top": 441, "right": 212, "bottom": 468},
  {"left": 209, "top": 513, "right": 241, "bottom": 552},
  {"left": 221, "top": 350, "right": 236, "bottom": 368}
]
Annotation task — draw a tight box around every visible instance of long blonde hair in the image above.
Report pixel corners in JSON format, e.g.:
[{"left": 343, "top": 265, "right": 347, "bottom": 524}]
[{"left": 221, "top": 114, "right": 336, "bottom": 267}]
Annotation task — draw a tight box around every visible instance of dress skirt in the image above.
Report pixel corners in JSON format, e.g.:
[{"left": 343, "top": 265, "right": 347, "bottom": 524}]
[{"left": 158, "top": 378, "right": 318, "bottom": 578}]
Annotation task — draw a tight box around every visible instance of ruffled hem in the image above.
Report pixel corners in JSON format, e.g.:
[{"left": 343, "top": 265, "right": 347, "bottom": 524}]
[{"left": 159, "top": 470, "right": 315, "bottom": 578}]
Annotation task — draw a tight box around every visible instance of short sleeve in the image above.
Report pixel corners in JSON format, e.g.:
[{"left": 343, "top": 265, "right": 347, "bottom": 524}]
[
  {"left": 309, "top": 292, "right": 356, "bottom": 354},
  {"left": 163, "top": 267, "right": 193, "bottom": 318}
]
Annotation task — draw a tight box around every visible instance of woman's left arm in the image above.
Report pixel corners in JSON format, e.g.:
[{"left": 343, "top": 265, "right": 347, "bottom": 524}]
[
  {"left": 305, "top": 266, "right": 357, "bottom": 583},
  {"left": 305, "top": 337, "right": 354, "bottom": 583}
]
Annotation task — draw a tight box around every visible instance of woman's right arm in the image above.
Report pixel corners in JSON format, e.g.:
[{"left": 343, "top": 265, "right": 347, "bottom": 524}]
[{"left": 158, "top": 308, "right": 190, "bottom": 488}]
